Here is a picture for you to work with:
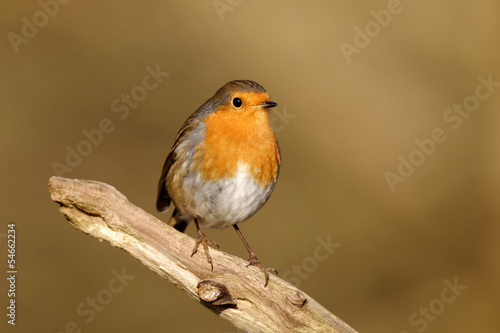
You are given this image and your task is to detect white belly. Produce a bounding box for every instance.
[180,163,276,229]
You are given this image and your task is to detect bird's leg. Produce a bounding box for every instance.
[191,219,219,271]
[233,224,277,287]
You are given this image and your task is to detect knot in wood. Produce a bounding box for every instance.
[197,280,236,306]
[287,291,308,308]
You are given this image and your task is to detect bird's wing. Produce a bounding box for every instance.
[156,117,201,212]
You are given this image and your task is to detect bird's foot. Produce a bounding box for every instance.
[191,229,219,271]
[247,253,278,287]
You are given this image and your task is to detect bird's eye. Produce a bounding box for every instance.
[232,97,242,108]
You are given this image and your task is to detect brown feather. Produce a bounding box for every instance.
[156,117,200,212]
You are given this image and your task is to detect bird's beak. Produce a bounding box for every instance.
[257,100,278,109]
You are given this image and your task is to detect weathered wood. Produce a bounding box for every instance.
[49,176,358,333]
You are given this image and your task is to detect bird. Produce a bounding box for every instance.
[156,80,281,286]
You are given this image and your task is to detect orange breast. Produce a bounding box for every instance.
[195,108,280,185]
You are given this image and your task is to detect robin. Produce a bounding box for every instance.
[156,80,281,286]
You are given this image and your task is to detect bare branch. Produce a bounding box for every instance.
[49,176,357,333]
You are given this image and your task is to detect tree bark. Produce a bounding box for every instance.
[48,176,358,333]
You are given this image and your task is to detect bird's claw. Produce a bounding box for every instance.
[191,230,219,271]
[246,254,277,287]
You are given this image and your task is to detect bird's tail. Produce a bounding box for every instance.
[168,207,189,233]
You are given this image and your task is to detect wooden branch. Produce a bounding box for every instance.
[48,176,357,333]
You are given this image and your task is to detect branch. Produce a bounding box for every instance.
[48,176,357,333]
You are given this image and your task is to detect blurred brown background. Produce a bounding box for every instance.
[1,1,499,332]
